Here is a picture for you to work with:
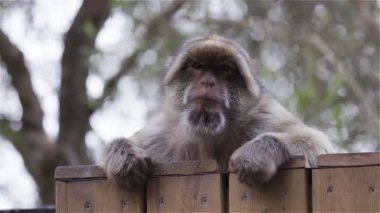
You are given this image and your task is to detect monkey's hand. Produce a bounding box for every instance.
[229,135,290,186]
[101,138,152,188]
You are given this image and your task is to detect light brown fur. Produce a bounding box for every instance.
[101,35,334,187]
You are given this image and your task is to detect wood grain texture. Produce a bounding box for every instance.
[55,153,380,212]
[60,179,144,213]
[280,156,306,169]
[150,160,219,176]
[55,165,105,180]
[317,152,380,167]
[147,174,224,212]
[312,165,380,212]
[55,160,219,180]
[55,181,67,213]
[229,169,308,212]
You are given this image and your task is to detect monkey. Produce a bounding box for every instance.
[101,35,335,187]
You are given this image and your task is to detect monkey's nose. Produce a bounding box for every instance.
[200,72,216,88]
[200,80,215,88]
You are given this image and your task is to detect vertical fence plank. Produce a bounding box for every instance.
[312,153,380,212]
[146,160,224,212]
[228,158,307,212]
[66,179,143,212]
[55,166,144,213]
[55,181,67,213]
[55,153,380,212]
[147,174,224,212]
[229,168,308,212]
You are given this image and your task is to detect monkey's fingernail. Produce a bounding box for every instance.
[228,161,234,170]
[145,158,153,167]
[238,170,247,182]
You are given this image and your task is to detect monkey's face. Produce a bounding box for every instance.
[164,35,260,135]
[179,59,244,134]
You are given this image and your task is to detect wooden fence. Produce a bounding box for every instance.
[55,153,379,212]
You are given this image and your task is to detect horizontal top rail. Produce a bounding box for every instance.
[149,160,219,176]
[317,152,380,168]
[54,160,220,180]
[54,153,380,180]
[55,165,105,180]
[55,157,305,181]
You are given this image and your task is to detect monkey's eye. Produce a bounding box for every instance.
[218,64,237,80]
[224,71,238,81]
[191,62,204,70]
[218,64,233,71]
[186,64,203,77]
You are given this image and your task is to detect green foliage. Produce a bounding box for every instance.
[83,20,97,39]
[125,0,379,152]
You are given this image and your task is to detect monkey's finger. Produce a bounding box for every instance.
[130,171,147,185]
[135,158,150,173]
[244,173,257,187]
[229,161,237,173]
[122,166,149,187]
[145,156,153,168]
[237,169,248,183]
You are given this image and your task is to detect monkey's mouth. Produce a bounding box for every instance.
[185,98,226,134]
[188,96,225,110]
[187,109,224,133]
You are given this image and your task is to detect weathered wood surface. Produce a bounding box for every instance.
[55,165,105,180]
[280,156,308,168]
[55,153,380,212]
[55,160,221,213]
[312,152,380,212]
[147,174,225,212]
[229,157,308,212]
[55,181,67,212]
[149,160,219,176]
[55,160,219,180]
[317,152,380,167]
[147,160,224,212]
[56,179,144,213]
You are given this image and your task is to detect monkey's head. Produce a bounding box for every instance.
[164,35,260,135]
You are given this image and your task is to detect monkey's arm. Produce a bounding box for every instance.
[101,115,166,187]
[101,138,152,187]
[229,98,334,185]
[229,126,333,185]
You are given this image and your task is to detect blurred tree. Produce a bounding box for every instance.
[0,0,378,205]
[1,0,112,204]
[0,0,185,205]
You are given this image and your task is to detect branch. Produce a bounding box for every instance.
[95,0,186,107]
[58,0,111,165]
[352,1,380,43]
[0,29,52,154]
[0,29,58,203]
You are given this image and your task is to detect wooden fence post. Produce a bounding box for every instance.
[55,165,144,213]
[55,153,380,212]
[312,153,380,212]
[229,157,309,212]
[146,160,226,212]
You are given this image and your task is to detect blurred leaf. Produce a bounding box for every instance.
[323,72,343,106]
[83,20,97,39]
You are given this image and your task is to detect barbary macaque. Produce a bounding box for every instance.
[102,35,334,187]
